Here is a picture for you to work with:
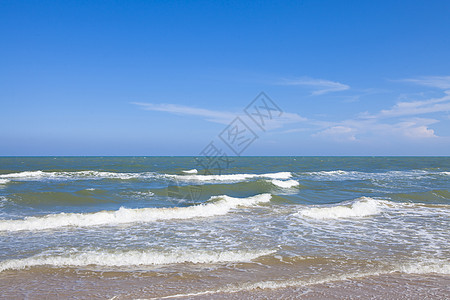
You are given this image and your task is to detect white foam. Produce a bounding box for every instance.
[170,172,292,182]
[397,259,450,274]
[270,179,299,188]
[297,197,386,219]
[132,191,155,197]
[0,171,46,179]
[0,179,9,185]
[303,169,444,181]
[0,196,7,208]
[0,170,156,181]
[310,170,349,176]
[0,248,275,272]
[0,193,272,231]
[0,170,292,183]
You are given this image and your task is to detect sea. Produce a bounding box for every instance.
[0,156,449,299]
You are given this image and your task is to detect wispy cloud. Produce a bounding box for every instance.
[266,112,307,130]
[132,102,235,124]
[377,91,450,117]
[283,75,449,142]
[313,89,448,141]
[401,76,450,89]
[281,77,350,95]
[133,102,306,128]
[315,117,438,141]
[356,90,450,119]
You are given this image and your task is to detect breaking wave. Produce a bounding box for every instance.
[170,172,292,182]
[0,170,150,181]
[270,179,299,188]
[0,193,272,231]
[0,248,275,272]
[297,197,386,219]
[0,170,292,183]
[301,170,450,181]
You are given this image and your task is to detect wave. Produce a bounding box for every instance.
[297,197,386,219]
[0,170,151,181]
[301,169,450,181]
[296,196,450,220]
[0,196,7,208]
[0,170,292,183]
[170,172,292,182]
[10,191,113,205]
[129,190,155,197]
[270,179,299,188]
[0,248,275,272]
[0,193,272,231]
[390,189,450,204]
[0,179,9,186]
[398,259,450,274]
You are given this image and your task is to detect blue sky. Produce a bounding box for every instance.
[1,0,449,155]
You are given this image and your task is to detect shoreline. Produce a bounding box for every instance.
[183,273,450,300]
[1,270,448,299]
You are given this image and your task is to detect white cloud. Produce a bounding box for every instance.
[281,128,310,134]
[315,108,441,141]
[304,75,450,142]
[315,125,357,141]
[281,77,350,95]
[315,119,438,141]
[132,102,235,124]
[133,102,306,129]
[401,76,450,89]
[264,112,307,130]
[378,91,450,118]
[397,124,436,138]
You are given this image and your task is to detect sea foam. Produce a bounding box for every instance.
[302,169,447,181]
[0,248,275,272]
[0,193,272,231]
[0,170,148,181]
[171,172,292,182]
[297,197,385,219]
[270,179,299,188]
[0,170,292,183]
[398,259,450,275]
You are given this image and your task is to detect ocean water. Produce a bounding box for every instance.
[0,156,449,298]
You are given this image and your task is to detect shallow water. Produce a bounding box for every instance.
[0,157,449,298]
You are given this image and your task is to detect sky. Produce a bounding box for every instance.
[1,0,450,156]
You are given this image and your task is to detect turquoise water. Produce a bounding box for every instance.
[0,156,449,297]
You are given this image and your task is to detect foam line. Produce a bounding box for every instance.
[297,197,386,219]
[0,249,275,272]
[0,194,272,231]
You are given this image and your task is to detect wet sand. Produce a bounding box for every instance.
[1,270,448,299]
[186,273,450,300]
